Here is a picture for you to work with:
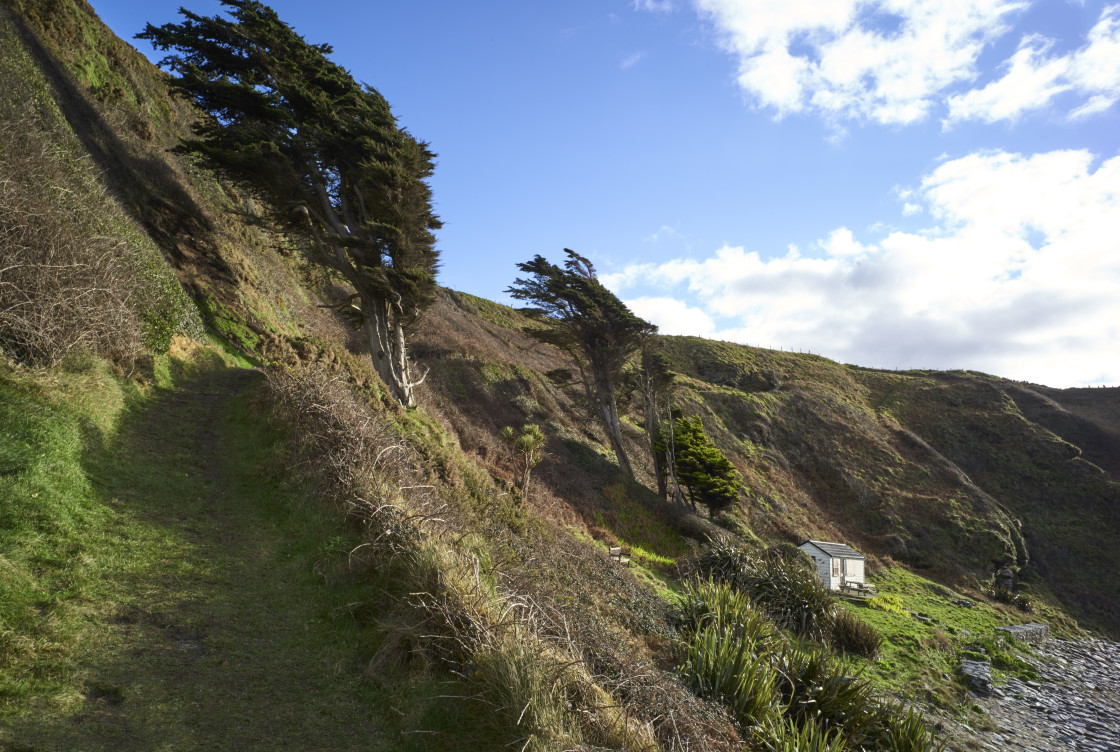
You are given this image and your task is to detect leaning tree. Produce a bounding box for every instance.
[507,249,656,478]
[139,0,440,406]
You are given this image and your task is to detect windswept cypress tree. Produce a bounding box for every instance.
[139,1,440,406]
[507,249,656,478]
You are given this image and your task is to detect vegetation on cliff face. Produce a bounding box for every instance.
[2,1,1119,749]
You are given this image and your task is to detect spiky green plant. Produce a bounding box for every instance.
[873,700,946,752]
[753,718,853,752]
[773,642,879,745]
[829,607,881,659]
[676,624,781,728]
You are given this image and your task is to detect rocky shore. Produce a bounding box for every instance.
[951,636,1120,752]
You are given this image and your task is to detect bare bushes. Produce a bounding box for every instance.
[262,364,658,750]
[0,122,145,365]
[0,23,200,366]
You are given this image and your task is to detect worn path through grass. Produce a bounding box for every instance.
[2,367,394,751]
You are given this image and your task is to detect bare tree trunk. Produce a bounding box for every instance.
[643,371,667,501]
[360,292,422,408]
[664,407,687,506]
[592,369,633,478]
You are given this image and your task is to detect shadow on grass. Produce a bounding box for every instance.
[2,369,399,751]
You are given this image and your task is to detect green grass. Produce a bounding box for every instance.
[843,567,1041,710]
[0,352,405,749]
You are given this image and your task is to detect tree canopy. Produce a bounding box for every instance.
[139,0,440,406]
[507,249,655,478]
[671,415,742,517]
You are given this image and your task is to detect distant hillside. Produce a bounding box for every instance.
[411,295,1120,636]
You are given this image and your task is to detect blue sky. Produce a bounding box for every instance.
[94,0,1119,387]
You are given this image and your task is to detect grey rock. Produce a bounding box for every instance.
[997,623,1051,643]
[962,659,994,697]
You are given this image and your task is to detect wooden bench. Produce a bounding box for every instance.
[608,546,631,566]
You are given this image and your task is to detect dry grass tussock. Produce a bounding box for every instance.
[262,363,663,750]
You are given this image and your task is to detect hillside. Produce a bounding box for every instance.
[409,294,1120,635]
[2,2,1119,750]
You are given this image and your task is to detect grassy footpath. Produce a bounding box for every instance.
[1,354,395,750]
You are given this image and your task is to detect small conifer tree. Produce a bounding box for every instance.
[672,416,742,517]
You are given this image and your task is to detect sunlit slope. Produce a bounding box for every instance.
[411,297,1119,635]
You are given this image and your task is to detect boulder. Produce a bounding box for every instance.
[961,659,993,698]
[996,623,1050,643]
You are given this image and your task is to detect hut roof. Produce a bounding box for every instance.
[802,540,865,559]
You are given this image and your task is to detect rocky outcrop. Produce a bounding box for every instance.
[950,637,1120,752]
[996,622,1050,643]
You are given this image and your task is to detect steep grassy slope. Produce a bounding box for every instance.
[0,0,355,362]
[2,1,1119,748]
[869,371,1120,634]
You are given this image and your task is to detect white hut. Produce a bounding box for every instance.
[799,540,866,591]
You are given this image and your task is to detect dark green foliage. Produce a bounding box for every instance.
[138,1,439,406]
[877,702,946,752]
[695,537,757,586]
[829,607,882,659]
[506,249,655,477]
[676,580,781,727]
[675,580,940,751]
[696,540,835,641]
[672,415,742,516]
[985,584,1033,612]
[774,642,878,742]
[677,624,781,727]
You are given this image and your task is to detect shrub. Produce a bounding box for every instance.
[753,718,852,752]
[774,642,879,743]
[872,700,946,752]
[985,584,1033,612]
[677,579,780,650]
[695,537,757,588]
[694,540,836,641]
[676,624,781,728]
[829,607,881,659]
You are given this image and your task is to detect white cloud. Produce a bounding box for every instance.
[694,0,1025,124]
[605,148,1120,386]
[946,5,1120,124]
[820,227,874,256]
[621,51,645,69]
[633,0,674,11]
[625,296,717,336]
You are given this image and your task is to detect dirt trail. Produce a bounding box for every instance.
[4,368,392,751]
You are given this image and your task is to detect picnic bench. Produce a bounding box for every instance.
[608,546,631,566]
[840,581,877,598]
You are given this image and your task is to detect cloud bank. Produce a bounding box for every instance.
[675,0,1120,124]
[605,149,1120,386]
